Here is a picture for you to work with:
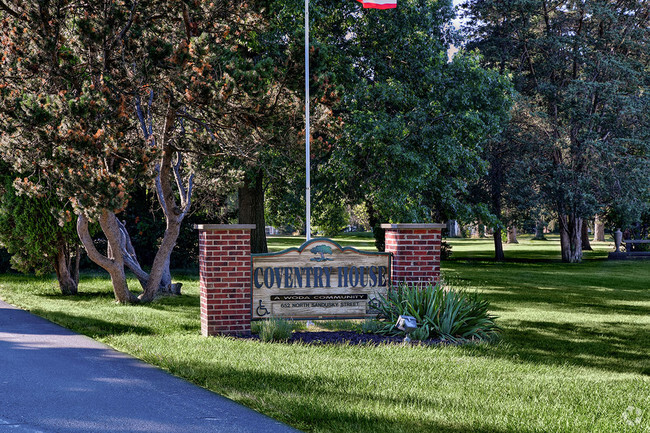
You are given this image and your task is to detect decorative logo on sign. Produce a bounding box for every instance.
[310,245,334,262]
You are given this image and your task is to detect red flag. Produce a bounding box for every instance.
[357,0,396,9]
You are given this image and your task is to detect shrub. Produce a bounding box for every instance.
[374,283,500,343]
[255,317,293,342]
[440,241,453,260]
[409,323,431,341]
[360,319,384,334]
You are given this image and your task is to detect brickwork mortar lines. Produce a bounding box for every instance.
[383,224,443,286]
[197,226,253,337]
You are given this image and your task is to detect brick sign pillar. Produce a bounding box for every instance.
[195,224,255,337]
[381,223,446,286]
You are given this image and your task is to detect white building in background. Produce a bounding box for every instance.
[265,226,280,236]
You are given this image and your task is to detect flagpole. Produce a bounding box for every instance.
[305,0,311,242]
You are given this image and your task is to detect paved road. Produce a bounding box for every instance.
[0,300,302,433]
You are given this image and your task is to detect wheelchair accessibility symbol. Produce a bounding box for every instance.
[256,300,270,317]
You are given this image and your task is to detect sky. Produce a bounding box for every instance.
[448,0,464,59]
[452,0,466,29]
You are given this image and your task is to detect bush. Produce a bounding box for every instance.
[373,283,500,343]
[360,319,384,334]
[254,317,293,342]
[440,241,452,260]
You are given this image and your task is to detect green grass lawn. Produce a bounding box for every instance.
[267,232,376,252]
[1,235,649,432]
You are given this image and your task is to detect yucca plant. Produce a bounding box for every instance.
[374,282,500,342]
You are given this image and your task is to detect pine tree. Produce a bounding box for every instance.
[463,0,650,262]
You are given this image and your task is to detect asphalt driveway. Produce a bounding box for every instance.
[0,300,302,433]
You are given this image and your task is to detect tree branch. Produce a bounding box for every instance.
[0,0,21,19]
[115,218,149,287]
[77,214,114,271]
[114,0,137,45]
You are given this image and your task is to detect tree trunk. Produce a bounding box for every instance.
[139,124,189,301]
[593,216,605,242]
[125,100,191,301]
[140,213,182,301]
[238,169,268,254]
[447,220,461,237]
[77,212,139,303]
[559,213,582,263]
[507,226,519,244]
[72,245,80,287]
[533,221,546,240]
[53,243,78,295]
[581,220,592,251]
[367,201,384,252]
[493,228,505,261]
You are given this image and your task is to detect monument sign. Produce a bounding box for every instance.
[252,238,391,319]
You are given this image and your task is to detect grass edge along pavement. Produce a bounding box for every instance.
[0,236,649,433]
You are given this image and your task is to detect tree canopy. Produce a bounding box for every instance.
[261,0,513,249]
[0,0,305,301]
[462,0,650,262]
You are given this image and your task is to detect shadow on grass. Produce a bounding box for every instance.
[38,290,117,301]
[28,308,155,337]
[170,361,535,433]
[35,288,199,309]
[148,294,199,309]
[447,255,612,265]
[444,260,650,375]
[502,320,649,375]
[481,285,650,317]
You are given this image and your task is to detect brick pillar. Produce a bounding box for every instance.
[195,224,255,337]
[381,223,446,286]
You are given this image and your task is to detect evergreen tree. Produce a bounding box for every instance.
[0,0,303,301]
[0,165,81,294]
[463,0,650,262]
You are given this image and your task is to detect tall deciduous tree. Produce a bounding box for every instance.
[463,0,650,262]
[473,96,547,261]
[300,0,513,249]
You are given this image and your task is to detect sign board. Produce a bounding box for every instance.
[252,238,391,320]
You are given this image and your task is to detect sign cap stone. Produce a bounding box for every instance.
[380,223,446,229]
[194,224,257,230]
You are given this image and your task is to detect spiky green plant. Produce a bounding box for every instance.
[374,283,500,342]
[256,317,293,342]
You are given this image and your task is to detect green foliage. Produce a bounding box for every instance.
[360,319,384,334]
[313,201,348,238]
[374,283,500,342]
[0,169,79,276]
[0,248,11,273]
[260,0,513,235]
[408,323,431,342]
[440,240,452,260]
[463,0,650,261]
[320,21,513,223]
[255,317,293,343]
